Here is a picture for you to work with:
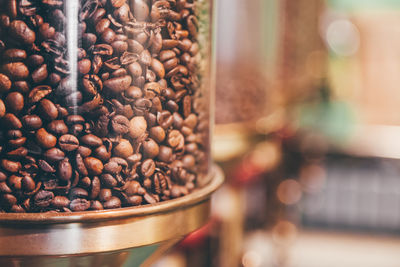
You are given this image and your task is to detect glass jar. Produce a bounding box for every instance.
[0,0,213,213]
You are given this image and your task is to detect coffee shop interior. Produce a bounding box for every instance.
[152,0,400,266]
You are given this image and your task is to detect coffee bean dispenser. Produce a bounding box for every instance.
[0,0,221,266]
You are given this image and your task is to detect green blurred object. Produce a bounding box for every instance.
[328,0,400,10]
[297,84,355,143]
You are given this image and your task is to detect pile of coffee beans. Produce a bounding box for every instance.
[0,0,208,213]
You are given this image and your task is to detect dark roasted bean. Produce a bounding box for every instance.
[99,188,112,202]
[38,99,58,121]
[90,200,103,210]
[58,158,73,181]
[44,148,65,163]
[100,173,117,188]
[70,198,90,211]
[9,20,35,44]
[22,115,42,130]
[47,120,68,135]
[84,157,104,175]
[36,128,57,149]
[81,134,103,147]
[0,74,11,93]
[22,176,35,192]
[59,134,79,151]
[34,190,54,208]
[103,196,121,209]
[5,92,24,113]
[141,159,155,177]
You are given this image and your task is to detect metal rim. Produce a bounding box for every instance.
[0,165,224,225]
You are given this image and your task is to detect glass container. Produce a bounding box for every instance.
[0,0,213,213]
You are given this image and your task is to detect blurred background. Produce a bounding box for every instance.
[152,0,400,266]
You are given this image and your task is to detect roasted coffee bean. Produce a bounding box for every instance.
[82,33,97,48]
[0,182,12,194]
[81,134,103,147]
[1,194,17,208]
[94,145,111,162]
[38,99,58,121]
[0,73,11,93]
[123,180,141,196]
[76,153,88,177]
[129,116,147,138]
[9,20,35,44]
[12,81,29,94]
[0,100,5,118]
[127,62,142,77]
[58,158,72,181]
[36,128,57,149]
[103,196,121,209]
[113,139,133,158]
[59,134,79,151]
[78,59,91,75]
[3,49,27,62]
[84,157,104,175]
[22,115,42,130]
[111,115,129,134]
[143,138,159,159]
[44,148,65,163]
[170,185,182,198]
[100,173,117,188]
[126,195,142,205]
[141,159,155,177]
[7,129,24,140]
[38,23,55,40]
[77,146,92,158]
[31,64,48,83]
[70,124,84,136]
[173,112,184,129]
[101,28,116,43]
[34,190,54,208]
[66,115,85,125]
[22,176,35,192]
[70,198,90,211]
[8,175,22,190]
[0,172,7,183]
[80,176,92,189]
[2,62,29,80]
[70,188,89,199]
[90,176,101,199]
[167,130,185,149]
[47,120,68,135]
[143,192,157,204]
[2,113,22,129]
[39,160,56,173]
[104,75,132,94]
[104,161,122,174]
[158,145,173,163]
[51,196,70,209]
[99,188,112,202]
[27,54,44,68]
[5,92,24,113]
[90,200,103,210]
[112,40,128,54]
[149,126,165,143]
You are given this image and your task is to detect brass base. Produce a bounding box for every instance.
[0,166,224,267]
